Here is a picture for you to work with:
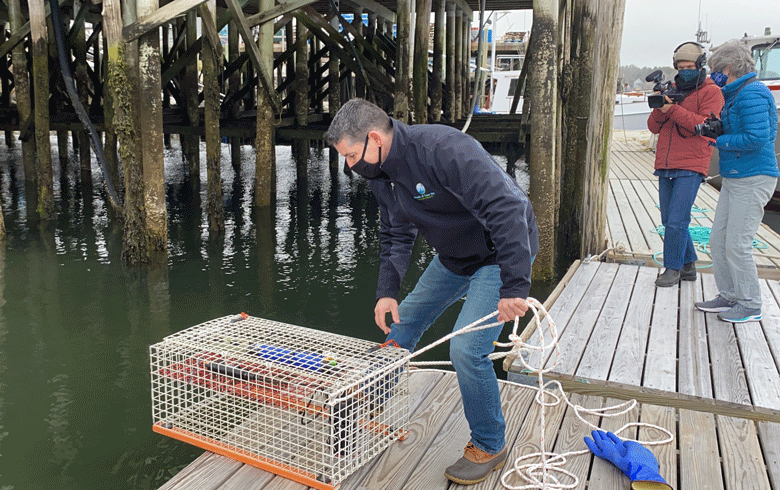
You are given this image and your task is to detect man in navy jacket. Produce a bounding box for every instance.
[324,99,538,485]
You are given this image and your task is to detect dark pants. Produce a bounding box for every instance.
[657,173,702,270]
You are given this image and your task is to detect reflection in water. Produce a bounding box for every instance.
[0,135,541,489]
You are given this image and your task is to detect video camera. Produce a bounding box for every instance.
[646,70,687,108]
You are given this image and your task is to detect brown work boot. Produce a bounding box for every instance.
[444,442,507,485]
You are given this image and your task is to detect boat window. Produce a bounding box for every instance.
[753,42,780,80]
[508,78,519,97]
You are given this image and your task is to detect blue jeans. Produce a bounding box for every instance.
[657,173,703,270]
[386,255,505,454]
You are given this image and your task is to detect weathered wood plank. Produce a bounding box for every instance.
[609,266,657,385]
[586,398,637,489]
[158,452,243,489]
[606,183,630,252]
[576,265,638,379]
[703,274,752,406]
[758,421,780,489]
[123,0,208,42]
[246,0,318,27]
[716,414,771,490]
[678,409,724,490]
[643,283,678,392]
[638,404,676,486]
[611,175,651,254]
[677,278,713,398]
[523,260,600,369]
[218,464,275,489]
[542,262,619,372]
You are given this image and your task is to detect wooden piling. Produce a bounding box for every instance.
[559,0,626,260]
[445,2,455,121]
[526,0,559,282]
[453,9,462,119]
[294,18,310,164]
[29,0,54,219]
[461,14,469,117]
[74,0,92,184]
[104,0,148,263]
[352,7,365,98]
[9,0,35,184]
[0,24,12,147]
[394,0,410,122]
[328,13,340,174]
[228,19,241,169]
[138,0,168,248]
[254,0,276,208]
[430,0,445,122]
[183,10,200,184]
[412,0,432,123]
[201,0,225,232]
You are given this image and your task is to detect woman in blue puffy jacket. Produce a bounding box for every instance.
[695,40,779,323]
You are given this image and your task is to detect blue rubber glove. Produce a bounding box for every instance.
[584,430,670,486]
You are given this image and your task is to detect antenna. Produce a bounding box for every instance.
[695,0,710,44]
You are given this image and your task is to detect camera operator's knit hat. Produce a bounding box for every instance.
[673,42,705,69]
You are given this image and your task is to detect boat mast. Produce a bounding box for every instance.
[695,0,710,44]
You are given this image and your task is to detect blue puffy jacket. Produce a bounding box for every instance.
[715,72,779,178]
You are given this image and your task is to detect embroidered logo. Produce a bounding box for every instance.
[413,182,436,200]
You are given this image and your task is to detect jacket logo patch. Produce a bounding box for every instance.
[414,183,436,200]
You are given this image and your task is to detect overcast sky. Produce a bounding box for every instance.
[482,1,779,69]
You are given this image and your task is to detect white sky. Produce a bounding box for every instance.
[478,0,779,68]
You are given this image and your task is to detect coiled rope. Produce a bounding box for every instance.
[393,298,673,489]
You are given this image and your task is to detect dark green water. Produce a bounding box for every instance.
[0,138,549,489]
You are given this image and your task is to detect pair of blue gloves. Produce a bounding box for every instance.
[584,430,672,489]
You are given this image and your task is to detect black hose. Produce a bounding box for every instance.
[49,0,123,214]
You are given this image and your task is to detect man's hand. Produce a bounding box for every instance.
[658,95,674,114]
[375,297,399,334]
[497,297,529,323]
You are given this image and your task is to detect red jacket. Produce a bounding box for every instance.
[647,78,725,175]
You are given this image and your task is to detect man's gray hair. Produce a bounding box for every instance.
[708,40,756,78]
[323,99,393,146]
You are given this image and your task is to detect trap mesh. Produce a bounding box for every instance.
[150,314,410,489]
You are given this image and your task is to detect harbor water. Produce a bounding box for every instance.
[0,137,548,489]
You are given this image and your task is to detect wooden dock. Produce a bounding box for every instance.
[607,130,780,277]
[156,131,780,489]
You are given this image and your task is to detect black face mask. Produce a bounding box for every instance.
[350,134,384,179]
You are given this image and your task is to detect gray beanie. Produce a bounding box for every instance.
[673,42,705,69]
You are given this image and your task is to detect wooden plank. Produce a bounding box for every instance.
[522,260,600,369]
[576,265,638,380]
[611,176,651,254]
[703,274,752,406]
[716,414,771,490]
[677,278,713,398]
[542,263,620,373]
[643,281,678,392]
[733,295,780,411]
[493,385,571,489]
[158,452,243,490]
[638,404,676,486]
[549,393,604,489]
[246,0,318,28]
[218,464,275,489]
[620,179,663,255]
[763,280,780,374]
[0,20,30,59]
[340,0,397,24]
[758,421,780,489]
[678,409,724,490]
[606,182,630,252]
[346,375,462,490]
[123,0,208,42]
[586,398,637,489]
[609,266,658,385]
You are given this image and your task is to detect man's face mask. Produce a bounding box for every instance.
[710,71,728,87]
[350,134,384,179]
[677,68,701,83]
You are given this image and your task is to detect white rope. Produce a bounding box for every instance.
[398,298,673,490]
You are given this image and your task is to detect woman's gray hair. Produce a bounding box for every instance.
[323,99,393,146]
[708,40,756,78]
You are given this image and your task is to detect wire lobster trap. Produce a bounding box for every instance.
[150,314,410,490]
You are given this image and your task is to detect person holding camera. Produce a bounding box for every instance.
[694,41,779,323]
[647,42,725,287]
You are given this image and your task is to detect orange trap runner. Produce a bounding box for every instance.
[150,314,410,490]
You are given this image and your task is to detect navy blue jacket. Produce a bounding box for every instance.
[368,119,539,301]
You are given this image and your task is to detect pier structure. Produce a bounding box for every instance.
[0,0,626,281]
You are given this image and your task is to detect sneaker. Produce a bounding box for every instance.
[695,295,737,313]
[655,269,680,287]
[680,262,697,281]
[717,304,762,323]
[444,442,507,485]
